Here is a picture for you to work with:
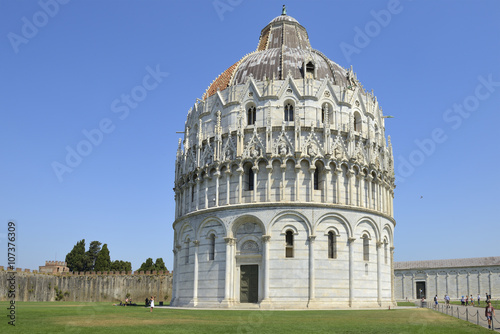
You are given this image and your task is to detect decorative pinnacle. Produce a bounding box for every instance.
[282,5,286,15]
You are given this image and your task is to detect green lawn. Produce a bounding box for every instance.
[0,301,491,333]
[449,299,500,309]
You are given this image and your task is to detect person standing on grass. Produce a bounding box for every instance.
[478,294,481,306]
[466,295,469,306]
[434,295,438,308]
[470,295,474,306]
[485,301,495,329]
[150,296,154,312]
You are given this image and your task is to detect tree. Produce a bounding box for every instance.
[94,244,111,272]
[154,258,167,271]
[85,241,102,271]
[65,239,86,272]
[138,258,155,272]
[137,258,168,272]
[110,260,132,272]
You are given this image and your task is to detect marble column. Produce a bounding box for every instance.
[252,166,259,203]
[324,167,331,203]
[467,272,470,296]
[309,167,315,202]
[358,174,364,208]
[334,169,340,204]
[175,245,181,304]
[171,247,178,305]
[266,163,272,202]
[214,170,221,207]
[348,237,356,307]
[262,235,271,302]
[402,274,406,300]
[192,240,200,305]
[237,166,244,204]
[366,175,373,209]
[376,241,382,305]
[347,170,353,206]
[225,167,232,205]
[435,272,439,297]
[308,235,316,303]
[295,164,301,202]
[412,273,415,299]
[489,272,492,297]
[188,182,194,213]
[390,246,395,303]
[204,176,209,209]
[223,237,234,304]
[280,164,286,201]
[195,177,201,211]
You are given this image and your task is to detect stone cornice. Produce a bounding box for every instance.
[172,201,395,229]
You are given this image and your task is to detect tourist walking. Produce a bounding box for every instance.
[485,301,495,329]
[478,294,481,306]
[150,296,154,312]
[445,295,450,308]
[434,295,438,309]
[470,295,474,306]
[466,295,469,306]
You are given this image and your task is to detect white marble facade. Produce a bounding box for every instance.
[171,11,396,309]
[394,257,500,301]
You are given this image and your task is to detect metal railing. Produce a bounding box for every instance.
[424,301,498,331]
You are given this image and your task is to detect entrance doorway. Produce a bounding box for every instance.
[240,265,258,303]
[416,281,426,299]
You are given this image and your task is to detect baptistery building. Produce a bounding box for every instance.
[171,9,396,308]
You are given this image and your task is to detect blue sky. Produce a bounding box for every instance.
[1,0,499,272]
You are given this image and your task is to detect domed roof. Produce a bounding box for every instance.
[203,10,349,99]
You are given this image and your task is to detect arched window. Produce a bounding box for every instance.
[185,239,190,264]
[285,230,294,258]
[209,234,215,261]
[354,112,361,132]
[306,61,315,79]
[247,106,256,126]
[248,167,254,191]
[362,235,369,261]
[322,103,330,124]
[314,167,319,190]
[284,103,294,122]
[384,240,388,264]
[328,231,337,259]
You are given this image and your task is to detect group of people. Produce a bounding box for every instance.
[436,293,495,329]
[145,296,155,312]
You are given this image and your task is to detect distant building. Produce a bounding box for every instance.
[171,8,396,309]
[39,261,70,274]
[394,257,500,300]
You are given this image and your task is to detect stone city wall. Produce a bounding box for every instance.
[0,266,172,303]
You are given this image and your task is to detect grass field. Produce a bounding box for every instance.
[449,299,500,309]
[0,301,492,333]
